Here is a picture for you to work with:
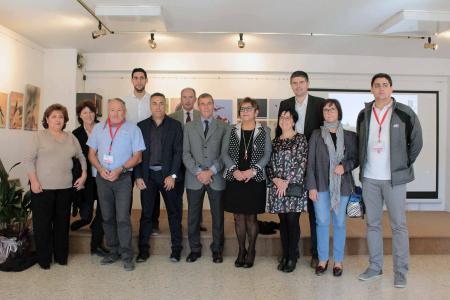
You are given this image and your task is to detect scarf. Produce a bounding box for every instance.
[321,121,345,213]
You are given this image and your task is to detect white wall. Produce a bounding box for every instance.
[82,52,450,211]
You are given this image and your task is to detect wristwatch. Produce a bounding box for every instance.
[171,174,177,179]
[121,166,128,173]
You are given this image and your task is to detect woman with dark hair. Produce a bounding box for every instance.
[71,100,109,256]
[24,103,87,269]
[307,99,358,277]
[266,108,308,272]
[223,97,272,268]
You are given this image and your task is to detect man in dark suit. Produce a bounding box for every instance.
[135,92,184,263]
[183,93,229,264]
[277,70,325,268]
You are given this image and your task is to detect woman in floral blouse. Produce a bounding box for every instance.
[266,108,308,273]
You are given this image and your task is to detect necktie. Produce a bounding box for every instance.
[204,120,209,138]
[186,111,191,123]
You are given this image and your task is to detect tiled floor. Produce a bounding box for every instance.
[2,254,450,300]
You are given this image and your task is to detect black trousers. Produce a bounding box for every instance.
[138,170,183,252]
[31,188,72,267]
[278,212,301,260]
[307,197,318,257]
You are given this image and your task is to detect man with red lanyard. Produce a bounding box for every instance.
[356,73,422,288]
[88,98,145,271]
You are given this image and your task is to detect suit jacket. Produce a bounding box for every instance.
[182,118,230,191]
[169,109,201,128]
[277,94,325,141]
[135,116,183,182]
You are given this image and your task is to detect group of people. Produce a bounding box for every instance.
[24,68,422,288]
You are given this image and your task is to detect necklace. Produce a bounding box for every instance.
[242,128,255,161]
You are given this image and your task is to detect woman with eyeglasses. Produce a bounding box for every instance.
[223,97,272,268]
[306,99,358,277]
[266,108,308,273]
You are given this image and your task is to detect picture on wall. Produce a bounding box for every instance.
[237,98,267,119]
[0,92,7,128]
[9,91,23,129]
[213,99,233,124]
[76,93,103,117]
[23,84,40,131]
[268,99,284,119]
[169,98,181,113]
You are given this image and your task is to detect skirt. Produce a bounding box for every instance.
[223,179,267,214]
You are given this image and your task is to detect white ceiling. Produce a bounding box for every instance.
[0,0,450,58]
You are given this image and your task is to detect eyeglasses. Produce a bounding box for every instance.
[239,106,255,112]
[323,107,337,113]
[373,83,390,89]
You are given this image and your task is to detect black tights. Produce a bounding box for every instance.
[234,214,258,256]
[278,212,301,260]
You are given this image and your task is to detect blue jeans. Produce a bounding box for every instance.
[313,192,349,263]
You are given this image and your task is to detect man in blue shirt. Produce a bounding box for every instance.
[88,98,145,271]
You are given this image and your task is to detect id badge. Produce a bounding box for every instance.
[103,154,114,164]
[372,140,385,154]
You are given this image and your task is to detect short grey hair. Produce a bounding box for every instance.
[108,98,126,109]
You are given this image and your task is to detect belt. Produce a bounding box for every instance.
[149,165,162,171]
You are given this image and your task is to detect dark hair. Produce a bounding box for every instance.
[181,87,196,97]
[198,93,214,103]
[371,73,392,87]
[275,108,299,138]
[76,100,98,125]
[290,70,309,83]
[238,97,259,112]
[151,92,166,100]
[42,103,69,130]
[322,98,343,121]
[131,68,147,79]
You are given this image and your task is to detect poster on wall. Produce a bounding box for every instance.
[76,93,103,117]
[23,84,40,131]
[213,99,233,124]
[237,98,267,119]
[0,92,7,128]
[9,91,23,129]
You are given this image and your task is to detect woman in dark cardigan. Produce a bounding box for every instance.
[307,99,359,277]
[71,100,108,256]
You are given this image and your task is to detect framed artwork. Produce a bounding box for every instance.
[268,99,284,120]
[213,99,233,124]
[76,93,103,117]
[169,98,181,113]
[9,92,23,129]
[0,92,7,128]
[237,98,268,119]
[23,84,40,131]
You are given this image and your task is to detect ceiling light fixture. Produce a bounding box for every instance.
[92,22,107,39]
[424,36,438,50]
[148,33,157,49]
[238,33,245,48]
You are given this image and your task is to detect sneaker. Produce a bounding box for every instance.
[394,272,407,288]
[124,260,135,271]
[151,228,161,236]
[358,268,383,281]
[100,254,120,265]
[170,250,181,262]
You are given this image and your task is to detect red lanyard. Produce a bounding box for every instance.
[372,106,391,142]
[107,118,124,154]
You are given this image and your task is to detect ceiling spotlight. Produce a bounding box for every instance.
[238,33,245,49]
[148,33,157,49]
[92,22,107,39]
[424,37,438,50]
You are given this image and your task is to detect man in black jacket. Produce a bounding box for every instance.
[277,71,325,268]
[135,93,184,263]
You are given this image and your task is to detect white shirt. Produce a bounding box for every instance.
[364,102,393,180]
[123,92,151,124]
[294,94,309,134]
[183,108,195,124]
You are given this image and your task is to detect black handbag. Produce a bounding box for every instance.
[285,183,304,198]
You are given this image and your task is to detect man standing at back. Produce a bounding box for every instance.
[357,73,422,288]
[183,93,229,264]
[277,70,325,268]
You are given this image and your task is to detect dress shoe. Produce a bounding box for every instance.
[136,252,149,263]
[100,254,120,265]
[333,264,343,277]
[315,261,329,276]
[91,246,110,257]
[186,252,201,262]
[277,257,288,271]
[200,224,207,232]
[282,259,297,273]
[123,260,135,271]
[39,263,50,270]
[170,250,181,262]
[212,251,223,263]
[235,249,247,268]
[70,219,90,231]
[310,256,319,269]
[243,250,255,268]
